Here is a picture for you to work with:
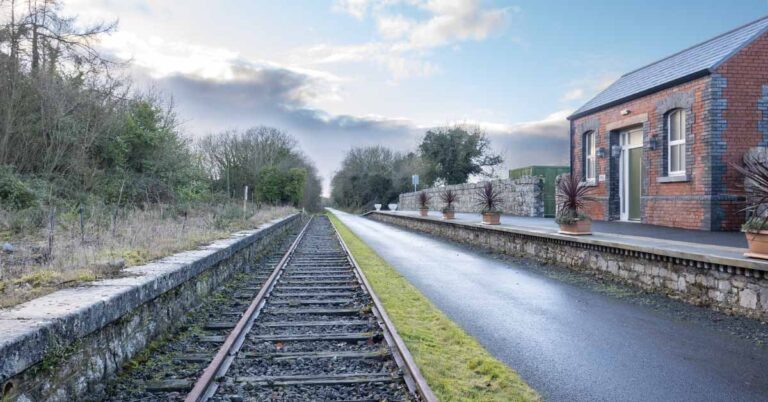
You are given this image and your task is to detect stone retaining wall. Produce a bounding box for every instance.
[0,213,302,402]
[367,212,768,321]
[398,177,544,217]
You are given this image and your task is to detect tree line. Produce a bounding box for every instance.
[331,125,502,211]
[0,0,321,227]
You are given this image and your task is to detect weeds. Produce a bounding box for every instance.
[0,203,295,308]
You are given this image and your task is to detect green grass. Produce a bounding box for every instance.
[327,212,540,402]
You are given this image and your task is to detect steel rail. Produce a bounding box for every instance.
[185,216,313,402]
[329,216,438,402]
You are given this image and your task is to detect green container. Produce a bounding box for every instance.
[509,165,570,218]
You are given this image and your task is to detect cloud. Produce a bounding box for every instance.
[333,0,373,19]
[561,72,621,104]
[145,61,569,194]
[377,15,416,40]
[405,0,510,49]
[301,42,440,79]
[560,88,585,102]
[141,64,419,195]
[484,110,571,171]
[320,0,512,79]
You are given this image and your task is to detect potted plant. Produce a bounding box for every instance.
[440,189,459,219]
[418,192,430,216]
[732,154,768,259]
[555,174,593,235]
[475,182,503,225]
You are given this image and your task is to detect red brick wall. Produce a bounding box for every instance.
[571,77,711,229]
[716,33,768,228]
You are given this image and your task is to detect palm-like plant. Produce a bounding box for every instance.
[555,174,593,224]
[418,191,430,209]
[732,154,768,232]
[440,189,458,212]
[475,182,503,213]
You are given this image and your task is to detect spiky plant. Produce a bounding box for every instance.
[555,174,593,225]
[439,189,458,212]
[475,182,503,213]
[418,191,430,209]
[732,154,768,232]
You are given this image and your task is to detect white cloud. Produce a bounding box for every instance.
[405,0,510,49]
[438,109,573,139]
[561,72,621,104]
[333,0,373,19]
[97,32,345,105]
[560,88,585,102]
[322,0,512,80]
[301,42,439,79]
[377,15,416,39]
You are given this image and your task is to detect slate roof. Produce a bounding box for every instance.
[570,15,768,119]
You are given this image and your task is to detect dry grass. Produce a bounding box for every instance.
[0,203,296,308]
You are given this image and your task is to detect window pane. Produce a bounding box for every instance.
[670,110,686,142]
[670,144,680,172]
[670,112,680,141]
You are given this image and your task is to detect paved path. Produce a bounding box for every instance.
[393,210,746,248]
[331,209,768,402]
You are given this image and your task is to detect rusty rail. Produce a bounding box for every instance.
[329,216,438,402]
[184,217,313,402]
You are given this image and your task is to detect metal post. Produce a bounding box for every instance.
[79,204,84,243]
[243,185,248,218]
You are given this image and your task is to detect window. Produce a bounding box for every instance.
[668,109,686,175]
[584,131,596,182]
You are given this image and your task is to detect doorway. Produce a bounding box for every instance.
[620,128,643,221]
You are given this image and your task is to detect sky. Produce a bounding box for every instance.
[64,0,768,195]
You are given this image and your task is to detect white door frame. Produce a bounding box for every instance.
[619,128,643,221]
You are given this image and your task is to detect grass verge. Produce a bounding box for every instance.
[327,212,540,402]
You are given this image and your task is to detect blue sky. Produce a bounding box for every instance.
[66,0,768,194]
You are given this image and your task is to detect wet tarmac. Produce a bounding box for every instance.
[330,209,768,402]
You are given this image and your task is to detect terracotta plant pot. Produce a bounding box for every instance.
[419,208,429,217]
[482,212,500,225]
[442,210,455,220]
[558,219,592,235]
[744,230,768,259]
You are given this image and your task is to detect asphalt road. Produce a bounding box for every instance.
[330,209,768,402]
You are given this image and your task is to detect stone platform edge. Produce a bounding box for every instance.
[367,211,768,273]
[0,212,301,386]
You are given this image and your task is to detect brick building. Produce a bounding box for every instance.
[568,16,768,231]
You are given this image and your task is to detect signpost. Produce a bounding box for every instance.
[411,175,419,192]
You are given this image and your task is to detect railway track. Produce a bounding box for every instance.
[182,215,435,401]
[103,227,303,401]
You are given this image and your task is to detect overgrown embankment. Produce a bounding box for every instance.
[0,204,295,307]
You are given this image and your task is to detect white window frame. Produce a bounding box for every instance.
[667,109,686,176]
[584,131,596,183]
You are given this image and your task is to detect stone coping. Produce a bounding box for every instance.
[368,211,768,273]
[0,213,300,384]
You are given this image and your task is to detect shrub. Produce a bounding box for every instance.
[0,167,37,210]
[555,174,593,225]
[732,154,768,232]
[9,205,46,234]
[439,189,458,212]
[474,182,503,213]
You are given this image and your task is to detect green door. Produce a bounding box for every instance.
[628,147,642,220]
